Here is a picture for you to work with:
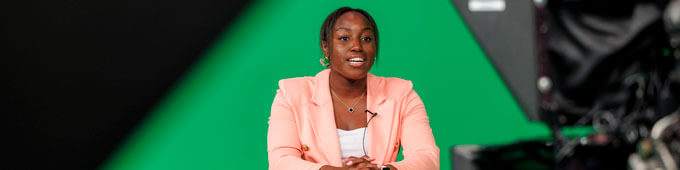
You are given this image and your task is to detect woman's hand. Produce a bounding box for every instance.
[319,156,379,170]
[343,156,378,170]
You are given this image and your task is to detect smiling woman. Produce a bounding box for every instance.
[267,7,440,170]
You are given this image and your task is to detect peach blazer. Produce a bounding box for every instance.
[267,69,439,170]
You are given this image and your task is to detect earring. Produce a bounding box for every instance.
[320,57,329,66]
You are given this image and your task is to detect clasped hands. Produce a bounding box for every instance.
[320,155,379,170]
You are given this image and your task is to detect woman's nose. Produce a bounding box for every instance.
[350,39,362,52]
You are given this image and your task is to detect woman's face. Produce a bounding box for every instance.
[323,11,376,80]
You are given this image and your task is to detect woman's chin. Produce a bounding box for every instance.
[332,68,368,80]
[342,70,368,80]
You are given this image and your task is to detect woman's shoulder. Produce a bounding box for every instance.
[277,69,329,91]
[371,74,414,98]
[277,76,316,93]
[275,76,319,105]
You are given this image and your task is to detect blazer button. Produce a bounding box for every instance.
[302,144,309,151]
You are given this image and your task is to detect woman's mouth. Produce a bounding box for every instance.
[346,57,365,67]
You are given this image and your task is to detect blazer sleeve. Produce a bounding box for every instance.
[267,85,324,170]
[389,89,440,170]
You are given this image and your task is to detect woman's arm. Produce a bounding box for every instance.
[267,88,324,170]
[388,90,440,170]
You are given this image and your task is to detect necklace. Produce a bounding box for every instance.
[330,89,365,113]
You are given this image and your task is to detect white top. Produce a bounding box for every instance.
[337,127,369,161]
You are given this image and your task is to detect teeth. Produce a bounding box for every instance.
[349,58,364,62]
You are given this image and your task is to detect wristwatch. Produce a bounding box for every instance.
[381,165,390,170]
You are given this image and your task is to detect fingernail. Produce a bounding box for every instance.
[347,161,353,165]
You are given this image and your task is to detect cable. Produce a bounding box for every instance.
[363,110,377,156]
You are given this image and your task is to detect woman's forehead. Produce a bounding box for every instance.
[334,12,371,31]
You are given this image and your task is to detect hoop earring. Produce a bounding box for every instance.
[320,57,329,66]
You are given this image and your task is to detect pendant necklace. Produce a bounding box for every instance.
[330,90,365,113]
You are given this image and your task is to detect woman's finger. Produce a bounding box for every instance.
[354,162,378,170]
[343,156,356,165]
[360,155,375,162]
[344,156,367,166]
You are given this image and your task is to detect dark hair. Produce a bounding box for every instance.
[320,7,379,66]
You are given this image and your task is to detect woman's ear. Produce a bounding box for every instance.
[321,41,329,58]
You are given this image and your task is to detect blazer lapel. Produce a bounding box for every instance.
[309,69,343,166]
[366,73,395,164]
[308,70,395,165]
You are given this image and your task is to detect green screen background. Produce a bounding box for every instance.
[104,0,554,169]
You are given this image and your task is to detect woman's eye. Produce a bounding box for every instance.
[339,36,348,41]
[362,37,372,41]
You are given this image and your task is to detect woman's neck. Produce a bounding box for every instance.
[329,70,367,98]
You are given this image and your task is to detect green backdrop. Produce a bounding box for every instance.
[103,0,554,169]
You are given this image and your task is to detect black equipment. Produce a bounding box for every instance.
[450,0,680,169]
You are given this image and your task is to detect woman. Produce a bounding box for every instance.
[267,7,439,170]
